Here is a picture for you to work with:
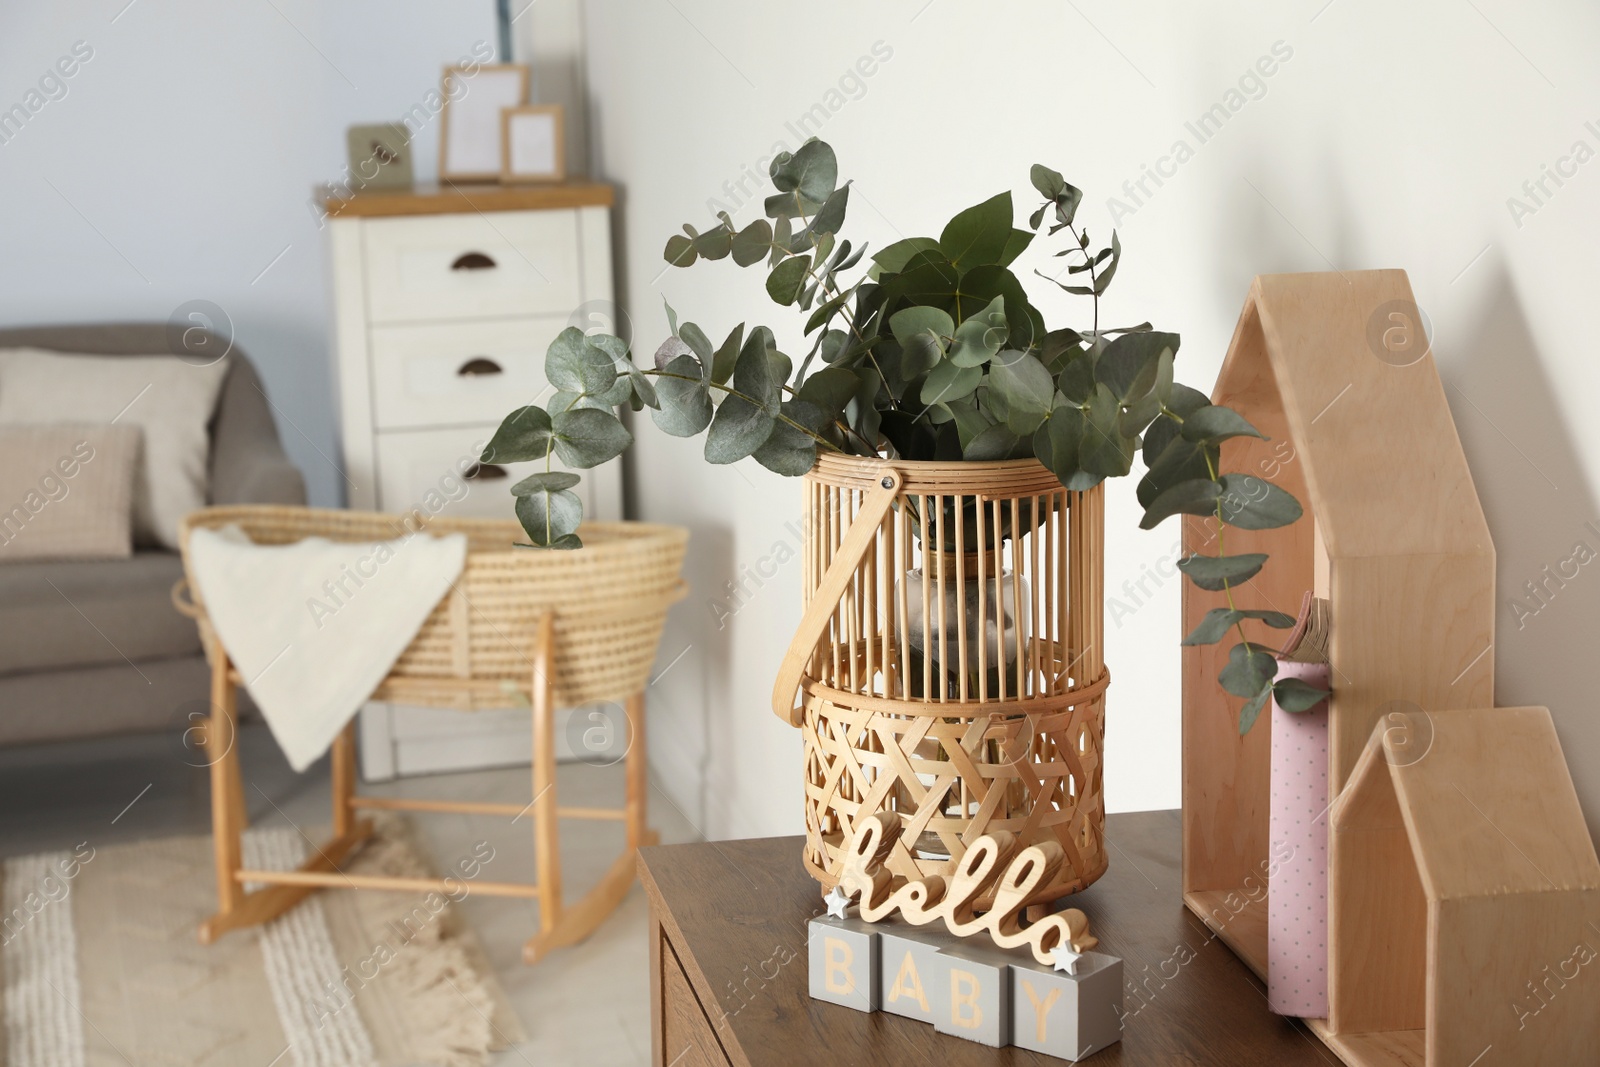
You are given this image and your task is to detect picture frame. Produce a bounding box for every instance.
[500,104,566,184]
[438,63,529,182]
[345,123,413,191]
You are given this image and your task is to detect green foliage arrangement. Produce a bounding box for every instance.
[482,139,1326,733]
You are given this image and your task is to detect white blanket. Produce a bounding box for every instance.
[187,524,467,772]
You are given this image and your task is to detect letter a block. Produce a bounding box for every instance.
[1009,951,1123,1061]
[807,914,879,1011]
[877,924,956,1024]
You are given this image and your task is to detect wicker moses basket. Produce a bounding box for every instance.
[772,455,1108,908]
[175,505,687,961]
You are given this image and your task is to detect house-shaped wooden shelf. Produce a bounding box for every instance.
[1182,269,1503,1063]
[1331,706,1600,1066]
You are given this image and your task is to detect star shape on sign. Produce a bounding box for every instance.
[823,886,851,919]
[1051,944,1083,975]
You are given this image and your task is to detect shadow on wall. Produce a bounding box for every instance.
[1447,267,1600,848]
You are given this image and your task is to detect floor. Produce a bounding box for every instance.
[0,722,703,1067]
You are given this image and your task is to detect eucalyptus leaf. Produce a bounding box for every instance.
[663,234,696,267]
[704,395,776,464]
[515,484,583,548]
[1181,405,1266,444]
[650,353,713,437]
[1219,642,1279,698]
[938,191,1014,268]
[1217,474,1305,530]
[1238,686,1273,736]
[711,323,744,386]
[1030,163,1066,200]
[1096,331,1179,401]
[734,326,782,412]
[809,184,850,235]
[947,295,1008,367]
[1140,477,1224,529]
[678,321,714,363]
[988,350,1055,435]
[551,408,632,469]
[752,399,822,475]
[481,405,554,464]
[1175,552,1268,591]
[766,256,810,305]
[920,359,982,406]
[546,327,618,395]
[964,423,1025,460]
[692,226,732,261]
[1273,677,1331,713]
[890,305,953,375]
[769,139,837,202]
[869,236,941,279]
[510,470,580,495]
[731,220,773,267]
[795,365,858,416]
[1183,607,1295,646]
[1080,384,1134,476]
[1092,231,1121,295]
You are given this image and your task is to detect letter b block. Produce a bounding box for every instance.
[807,915,879,1011]
[934,940,1013,1048]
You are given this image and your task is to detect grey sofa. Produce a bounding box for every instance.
[0,324,306,746]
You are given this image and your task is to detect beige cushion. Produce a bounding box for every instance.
[0,424,141,562]
[0,348,231,548]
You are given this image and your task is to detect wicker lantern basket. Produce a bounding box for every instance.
[772,454,1108,907]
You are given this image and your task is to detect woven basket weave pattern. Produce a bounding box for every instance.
[178,506,688,709]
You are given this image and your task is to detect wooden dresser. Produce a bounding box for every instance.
[638,811,1342,1065]
[323,183,624,779]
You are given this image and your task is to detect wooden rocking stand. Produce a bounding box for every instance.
[176,507,687,963]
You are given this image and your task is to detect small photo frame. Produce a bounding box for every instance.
[438,63,529,182]
[500,105,566,184]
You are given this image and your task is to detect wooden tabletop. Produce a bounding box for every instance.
[638,810,1340,1065]
[320,181,614,218]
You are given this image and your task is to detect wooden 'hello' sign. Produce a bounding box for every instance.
[836,812,1098,966]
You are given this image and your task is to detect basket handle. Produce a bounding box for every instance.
[771,464,903,727]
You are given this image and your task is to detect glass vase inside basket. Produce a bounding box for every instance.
[901,565,1032,700]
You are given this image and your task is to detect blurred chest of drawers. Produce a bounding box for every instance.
[324,183,624,778]
[325,182,624,524]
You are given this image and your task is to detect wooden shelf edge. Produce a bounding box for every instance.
[1306,1019,1427,1067]
[1184,892,1426,1067]
[1183,888,1268,979]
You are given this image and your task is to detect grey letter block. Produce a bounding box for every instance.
[934,938,1015,1047]
[807,915,880,1011]
[1009,950,1124,1061]
[878,924,960,1024]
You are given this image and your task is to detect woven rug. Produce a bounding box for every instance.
[0,814,525,1067]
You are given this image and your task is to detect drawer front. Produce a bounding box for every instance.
[661,940,732,1067]
[374,423,593,522]
[362,210,582,324]
[370,318,560,430]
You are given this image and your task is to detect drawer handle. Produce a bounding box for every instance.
[464,463,508,481]
[450,251,497,271]
[457,357,503,377]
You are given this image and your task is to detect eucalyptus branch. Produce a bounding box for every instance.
[647,368,844,452]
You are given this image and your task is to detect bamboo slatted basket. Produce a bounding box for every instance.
[772,454,1108,907]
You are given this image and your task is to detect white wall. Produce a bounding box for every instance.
[585,0,1600,841]
[0,0,498,508]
